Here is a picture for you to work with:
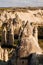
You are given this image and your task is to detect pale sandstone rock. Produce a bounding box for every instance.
[4,49,8,62]
[18,22,42,58]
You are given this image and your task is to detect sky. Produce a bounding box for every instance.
[0,0,43,7]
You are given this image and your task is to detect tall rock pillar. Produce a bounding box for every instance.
[4,49,8,62]
[34,25,38,43]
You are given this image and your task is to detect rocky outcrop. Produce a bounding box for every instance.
[18,22,42,58]
[0,8,43,63]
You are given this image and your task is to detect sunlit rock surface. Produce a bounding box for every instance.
[0,8,43,62]
[18,22,42,58]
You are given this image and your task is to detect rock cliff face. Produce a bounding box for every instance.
[0,8,43,62]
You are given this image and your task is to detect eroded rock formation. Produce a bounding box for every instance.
[18,22,42,58]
